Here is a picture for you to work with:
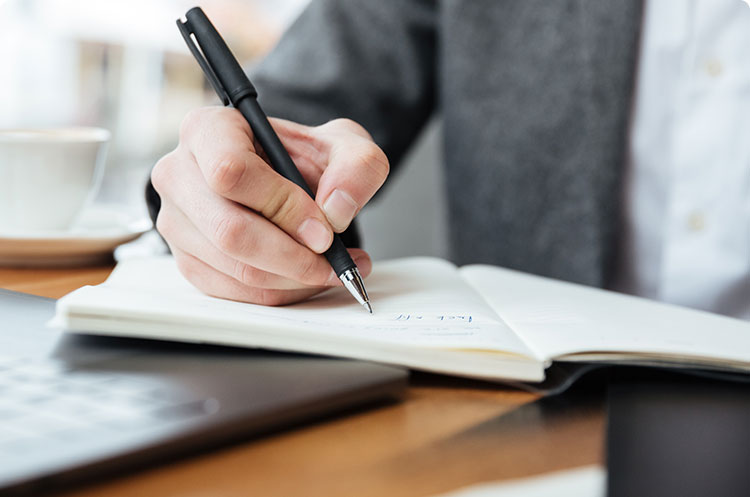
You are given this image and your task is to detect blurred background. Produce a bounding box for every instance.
[0,0,447,260]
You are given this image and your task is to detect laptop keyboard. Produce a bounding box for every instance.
[0,357,219,455]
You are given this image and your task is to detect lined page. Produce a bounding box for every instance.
[461,264,750,366]
[58,257,535,356]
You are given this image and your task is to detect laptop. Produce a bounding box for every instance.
[0,288,407,495]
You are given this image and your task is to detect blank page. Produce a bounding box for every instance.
[461,264,750,367]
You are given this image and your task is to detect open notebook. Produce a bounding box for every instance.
[55,257,750,383]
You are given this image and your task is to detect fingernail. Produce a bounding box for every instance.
[323,189,358,232]
[298,218,332,253]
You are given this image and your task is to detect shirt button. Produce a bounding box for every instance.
[688,212,706,232]
[705,59,723,77]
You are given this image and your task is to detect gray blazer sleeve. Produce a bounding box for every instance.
[252,0,438,169]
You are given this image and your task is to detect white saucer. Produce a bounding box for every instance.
[0,205,152,267]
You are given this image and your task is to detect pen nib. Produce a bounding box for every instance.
[339,268,372,313]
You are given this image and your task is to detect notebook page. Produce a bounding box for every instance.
[58,257,535,356]
[460,264,750,365]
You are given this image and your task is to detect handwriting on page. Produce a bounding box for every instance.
[395,314,473,323]
[294,312,492,343]
[93,256,537,354]
[289,313,482,333]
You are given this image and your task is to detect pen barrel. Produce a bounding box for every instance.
[324,237,356,274]
[236,98,356,275]
[185,7,257,103]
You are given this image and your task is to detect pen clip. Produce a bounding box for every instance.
[176,17,230,106]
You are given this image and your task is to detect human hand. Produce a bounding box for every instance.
[151,106,389,305]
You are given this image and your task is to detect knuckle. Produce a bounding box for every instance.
[329,117,356,129]
[326,118,370,138]
[206,154,246,195]
[234,260,254,286]
[211,213,246,254]
[234,260,267,288]
[262,188,304,227]
[256,288,287,307]
[290,255,320,284]
[358,143,390,184]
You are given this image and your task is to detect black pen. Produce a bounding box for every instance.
[177,7,371,313]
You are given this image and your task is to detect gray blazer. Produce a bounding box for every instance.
[253,0,645,287]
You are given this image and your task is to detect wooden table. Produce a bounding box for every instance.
[0,266,605,497]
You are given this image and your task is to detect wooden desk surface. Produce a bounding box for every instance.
[0,266,604,497]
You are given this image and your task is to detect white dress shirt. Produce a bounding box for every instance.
[614,0,750,318]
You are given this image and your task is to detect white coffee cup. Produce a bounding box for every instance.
[0,127,110,234]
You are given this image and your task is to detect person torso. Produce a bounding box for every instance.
[438,0,642,288]
[439,0,750,318]
[615,0,750,317]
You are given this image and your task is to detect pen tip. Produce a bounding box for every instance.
[365,302,373,314]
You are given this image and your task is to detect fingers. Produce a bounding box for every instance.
[179,107,334,254]
[171,246,372,306]
[238,116,390,234]
[158,203,324,291]
[153,107,381,307]
[312,119,390,232]
[180,109,389,239]
[173,249,325,306]
[152,147,335,287]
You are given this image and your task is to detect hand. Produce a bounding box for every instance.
[151,107,389,305]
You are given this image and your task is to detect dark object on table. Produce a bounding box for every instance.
[607,376,750,497]
[0,289,406,496]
